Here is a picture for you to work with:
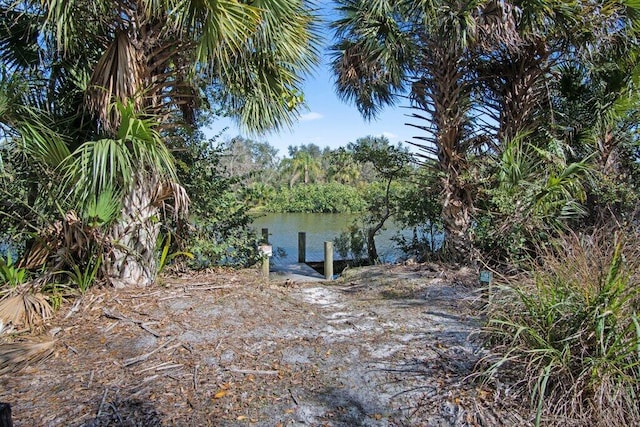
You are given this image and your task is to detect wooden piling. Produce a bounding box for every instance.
[261,228,269,244]
[324,241,334,280]
[259,244,272,283]
[261,256,269,281]
[298,232,306,263]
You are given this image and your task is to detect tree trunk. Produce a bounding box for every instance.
[441,176,474,264]
[366,227,379,264]
[105,173,161,288]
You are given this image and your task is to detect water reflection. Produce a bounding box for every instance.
[250,213,410,265]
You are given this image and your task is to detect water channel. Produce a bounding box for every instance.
[250,212,412,265]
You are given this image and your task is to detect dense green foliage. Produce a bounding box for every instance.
[327,2,640,424]
[171,132,260,268]
[221,135,441,263]
[267,182,366,213]
[1,3,639,422]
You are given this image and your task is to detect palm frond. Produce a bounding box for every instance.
[172,0,260,67]
[42,0,81,52]
[61,101,179,211]
[85,31,144,132]
[83,187,123,227]
[0,6,43,69]
[0,289,53,330]
[330,0,411,119]
[63,138,133,203]
[215,0,322,132]
[152,181,189,219]
[0,339,55,375]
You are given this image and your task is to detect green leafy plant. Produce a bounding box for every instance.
[157,232,194,275]
[41,282,74,311]
[0,253,29,287]
[172,135,262,269]
[82,188,122,227]
[61,255,102,293]
[483,229,640,426]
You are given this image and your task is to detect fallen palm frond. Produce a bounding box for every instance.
[0,285,53,331]
[0,339,55,375]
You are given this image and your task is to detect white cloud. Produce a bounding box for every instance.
[299,112,324,122]
[381,131,398,139]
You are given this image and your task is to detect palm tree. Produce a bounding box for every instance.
[282,149,322,187]
[331,0,490,262]
[2,0,321,287]
[327,148,360,185]
[330,0,640,263]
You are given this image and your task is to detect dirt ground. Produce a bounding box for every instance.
[0,263,531,426]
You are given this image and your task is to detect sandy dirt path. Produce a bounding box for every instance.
[0,264,530,426]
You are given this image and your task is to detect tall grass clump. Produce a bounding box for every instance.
[483,228,640,426]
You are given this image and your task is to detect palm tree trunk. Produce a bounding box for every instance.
[441,175,473,264]
[430,43,475,264]
[105,173,160,288]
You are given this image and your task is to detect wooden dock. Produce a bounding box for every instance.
[270,262,326,282]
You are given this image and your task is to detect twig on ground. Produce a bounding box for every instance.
[156,363,183,371]
[180,282,227,288]
[102,308,132,322]
[288,388,299,405]
[158,294,191,301]
[137,362,183,374]
[139,322,162,337]
[194,364,199,391]
[164,342,183,353]
[137,362,173,374]
[96,388,108,418]
[83,293,104,313]
[64,300,82,319]
[123,338,175,367]
[129,291,162,299]
[103,321,118,333]
[225,368,279,376]
[184,285,234,291]
[103,308,163,337]
[132,302,147,310]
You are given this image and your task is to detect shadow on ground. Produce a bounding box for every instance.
[80,397,163,427]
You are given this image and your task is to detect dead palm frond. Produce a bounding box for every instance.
[85,30,144,132]
[0,286,53,331]
[0,339,55,375]
[153,180,190,220]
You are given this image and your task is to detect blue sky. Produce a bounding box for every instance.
[208,59,418,158]
[205,4,421,158]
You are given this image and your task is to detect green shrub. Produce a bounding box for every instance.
[483,229,640,426]
[172,136,260,269]
[267,182,366,213]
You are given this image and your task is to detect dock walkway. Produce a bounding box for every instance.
[270,262,326,282]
